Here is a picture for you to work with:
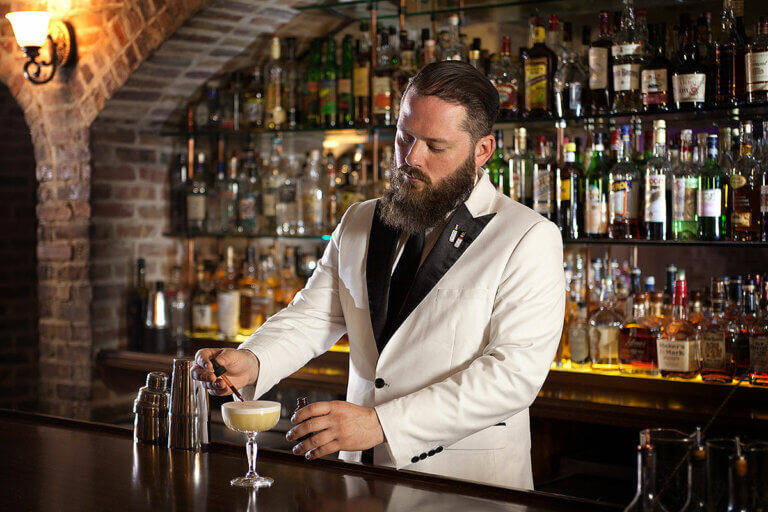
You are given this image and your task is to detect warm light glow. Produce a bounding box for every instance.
[5,11,52,48]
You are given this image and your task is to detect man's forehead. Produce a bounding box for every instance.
[398,92,468,140]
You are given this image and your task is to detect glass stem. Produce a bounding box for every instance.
[246,433,259,478]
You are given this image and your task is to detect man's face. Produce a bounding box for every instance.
[379,92,483,234]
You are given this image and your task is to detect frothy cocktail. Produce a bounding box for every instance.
[222,400,281,433]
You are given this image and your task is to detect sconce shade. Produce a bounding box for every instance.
[5,11,52,48]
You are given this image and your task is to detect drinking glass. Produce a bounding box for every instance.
[706,438,738,512]
[221,400,281,488]
[747,441,768,510]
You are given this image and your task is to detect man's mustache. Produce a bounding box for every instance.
[394,165,432,186]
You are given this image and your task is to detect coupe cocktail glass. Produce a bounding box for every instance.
[221,400,281,488]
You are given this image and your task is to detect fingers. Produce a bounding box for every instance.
[192,348,222,381]
[306,441,340,461]
[292,401,333,424]
[292,429,335,458]
[286,416,331,443]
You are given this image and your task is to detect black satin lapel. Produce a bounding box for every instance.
[391,205,496,336]
[366,201,401,346]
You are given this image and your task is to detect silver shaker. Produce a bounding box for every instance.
[133,371,170,445]
[169,357,210,451]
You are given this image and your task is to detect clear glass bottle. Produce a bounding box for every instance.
[218,153,240,233]
[532,136,556,222]
[554,51,587,118]
[731,121,761,241]
[298,149,325,236]
[276,149,299,236]
[261,135,282,234]
[264,36,285,130]
[700,278,735,383]
[588,11,613,115]
[619,292,660,375]
[440,14,467,62]
[657,277,700,379]
[671,129,699,240]
[237,146,259,235]
[608,125,641,239]
[206,158,224,233]
[216,246,240,340]
[186,152,208,234]
[490,36,522,120]
[589,276,623,369]
[569,301,590,368]
[698,134,728,240]
[644,120,670,240]
[584,132,609,238]
[611,0,645,113]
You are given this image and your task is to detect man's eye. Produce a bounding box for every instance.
[429,145,445,153]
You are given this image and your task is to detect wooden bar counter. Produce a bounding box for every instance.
[0,409,617,511]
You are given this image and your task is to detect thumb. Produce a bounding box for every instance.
[194,348,223,372]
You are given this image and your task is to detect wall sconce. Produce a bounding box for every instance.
[5,11,75,85]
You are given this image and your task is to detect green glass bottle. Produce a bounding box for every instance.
[698,134,728,240]
[338,35,354,127]
[304,39,322,127]
[584,132,610,238]
[320,37,338,128]
[487,130,510,197]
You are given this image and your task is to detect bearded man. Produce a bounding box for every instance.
[192,61,565,490]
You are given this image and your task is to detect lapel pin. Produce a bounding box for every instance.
[449,224,460,243]
[453,232,466,248]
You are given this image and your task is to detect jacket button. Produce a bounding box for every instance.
[411,456,419,464]
[419,453,427,460]
[428,450,435,456]
[436,446,443,453]
[374,378,385,389]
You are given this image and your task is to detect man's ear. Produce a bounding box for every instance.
[474,133,495,168]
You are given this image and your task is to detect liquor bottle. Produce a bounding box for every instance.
[144,281,169,354]
[193,83,212,130]
[277,149,300,236]
[589,276,623,370]
[559,142,582,240]
[641,23,673,112]
[689,289,705,326]
[697,12,715,65]
[698,134,728,240]
[206,156,224,232]
[276,247,303,309]
[393,37,417,122]
[335,35,354,127]
[584,132,609,238]
[127,258,149,351]
[191,263,217,336]
[373,31,394,126]
[619,292,660,375]
[264,36,286,130]
[354,23,372,126]
[726,275,743,321]
[284,37,300,130]
[304,39,322,127]
[608,125,641,239]
[644,120,669,240]
[256,254,277,323]
[261,135,282,233]
[532,136,556,222]
[186,152,207,234]
[487,130,510,197]
[298,149,325,236]
[489,36,522,120]
[671,129,699,240]
[657,277,700,379]
[554,50,587,118]
[588,11,613,115]
[569,301,590,368]
[727,280,758,378]
[731,121,761,241]
[521,16,555,118]
[238,246,259,336]
[750,297,768,385]
[422,31,437,66]
[243,68,265,129]
[220,72,242,131]
[672,24,709,111]
[237,148,259,235]
[624,267,643,318]
[611,0,644,113]
[746,17,768,103]
[441,14,467,61]
[170,154,188,234]
[713,0,746,106]
[700,278,735,383]
[318,36,339,128]
[216,246,240,340]
[217,153,239,233]
[511,127,534,207]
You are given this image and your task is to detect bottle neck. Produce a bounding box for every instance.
[598,14,610,37]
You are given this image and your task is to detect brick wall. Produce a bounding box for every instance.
[0,83,38,410]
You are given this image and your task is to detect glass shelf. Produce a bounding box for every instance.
[564,239,768,248]
[164,231,331,241]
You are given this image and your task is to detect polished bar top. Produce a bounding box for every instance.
[0,410,617,511]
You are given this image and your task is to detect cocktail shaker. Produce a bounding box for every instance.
[133,371,170,445]
[169,357,210,451]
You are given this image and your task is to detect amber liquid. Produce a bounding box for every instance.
[619,324,659,374]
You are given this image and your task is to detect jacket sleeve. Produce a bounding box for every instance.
[237,205,356,399]
[374,220,565,468]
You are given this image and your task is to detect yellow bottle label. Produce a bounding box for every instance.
[524,58,548,110]
[353,66,370,97]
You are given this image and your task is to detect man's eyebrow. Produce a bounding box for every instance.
[396,126,449,144]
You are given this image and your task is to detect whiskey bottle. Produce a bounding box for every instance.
[489,36,522,120]
[559,142,582,240]
[373,31,394,126]
[672,24,709,111]
[608,125,640,239]
[353,23,372,126]
[700,278,735,383]
[641,23,672,112]
[746,17,768,103]
[264,36,286,130]
[588,11,613,115]
[284,37,300,130]
[749,294,768,385]
[657,277,700,379]
[643,120,669,240]
[186,152,208,234]
[532,136,556,222]
[713,0,746,106]
[611,0,644,113]
[589,276,623,370]
[521,16,555,118]
[238,246,259,336]
[731,121,761,241]
[584,133,609,238]
[619,292,660,375]
[671,129,699,241]
[569,301,590,368]
[338,35,354,127]
[698,134,728,240]
[191,263,217,336]
[216,246,241,340]
[727,280,758,378]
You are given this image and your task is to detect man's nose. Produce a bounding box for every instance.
[404,140,427,169]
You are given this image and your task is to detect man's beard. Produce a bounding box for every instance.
[379,154,477,234]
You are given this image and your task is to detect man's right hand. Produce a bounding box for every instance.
[191,348,260,397]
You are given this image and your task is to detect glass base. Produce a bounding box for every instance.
[230,475,273,488]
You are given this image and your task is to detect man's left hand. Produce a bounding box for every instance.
[286,401,384,460]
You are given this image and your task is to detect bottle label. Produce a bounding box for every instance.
[613,63,641,92]
[590,325,619,361]
[524,58,548,111]
[217,290,240,338]
[372,76,391,114]
[644,174,666,223]
[672,177,698,222]
[656,338,698,372]
[243,97,264,124]
[262,192,276,217]
[569,326,589,363]
[278,184,297,204]
[641,68,669,105]
[319,78,338,117]
[585,185,607,234]
[494,83,518,111]
[731,211,751,228]
[730,174,747,189]
[338,78,352,113]
[751,336,768,372]
[353,66,370,97]
[559,178,571,202]
[761,185,768,214]
[610,178,638,221]
[746,51,768,93]
[238,196,256,224]
[301,192,323,224]
[672,73,706,103]
[588,47,608,89]
[533,169,553,214]
[187,195,206,222]
[192,304,213,330]
[701,331,726,370]
[512,171,521,202]
[612,43,641,57]
[698,188,722,217]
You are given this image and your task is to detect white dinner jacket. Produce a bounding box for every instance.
[240,171,565,490]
